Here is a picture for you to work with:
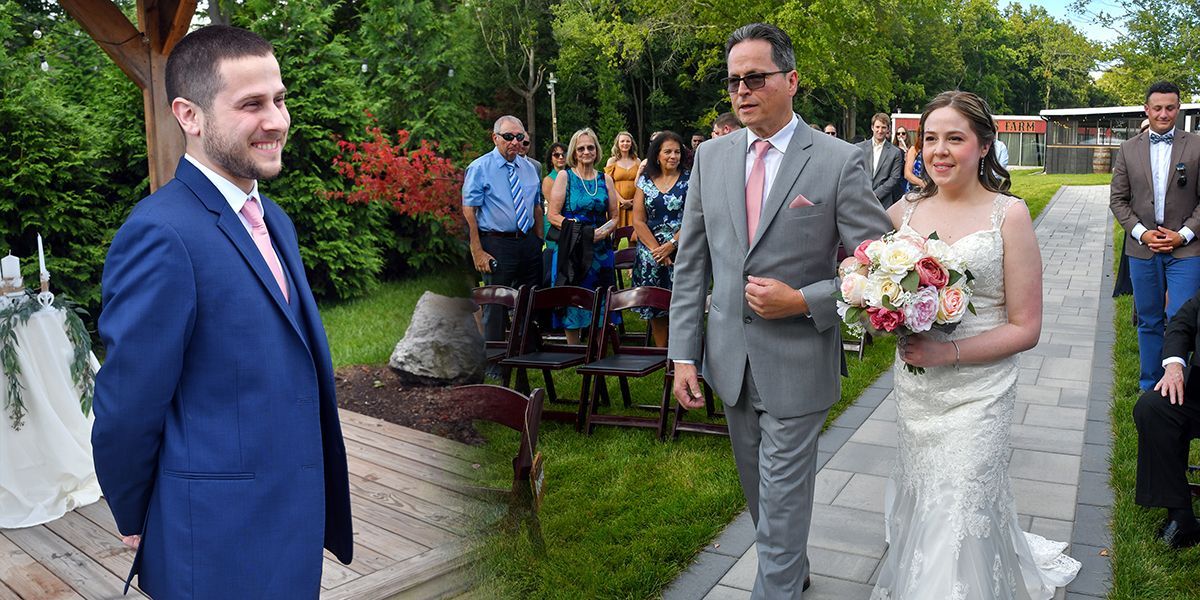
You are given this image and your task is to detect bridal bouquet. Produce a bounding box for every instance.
[835,231,975,374]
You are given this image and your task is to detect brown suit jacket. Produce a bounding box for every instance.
[1110,129,1200,259]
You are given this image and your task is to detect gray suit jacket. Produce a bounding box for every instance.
[668,116,892,418]
[855,139,904,207]
[1110,129,1200,259]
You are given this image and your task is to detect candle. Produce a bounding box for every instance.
[1,254,18,281]
[37,234,46,278]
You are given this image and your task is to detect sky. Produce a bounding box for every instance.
[1022,0,1122,44]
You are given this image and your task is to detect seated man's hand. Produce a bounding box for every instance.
[122,534,141,550]
[1154,362,1187,405]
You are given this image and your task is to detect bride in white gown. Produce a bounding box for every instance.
[870,91,1080,599]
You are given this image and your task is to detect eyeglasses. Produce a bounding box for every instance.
[825,130,837,136]
[577,145,596,152]
[551,152,565,158]
[497,132,526,142]
[1177,162,1187,187]
[521,139,531,147]
[723,70,788,94]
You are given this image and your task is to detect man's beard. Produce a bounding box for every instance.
[204,129,283,182]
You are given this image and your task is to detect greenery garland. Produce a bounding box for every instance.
[0,291,95,430]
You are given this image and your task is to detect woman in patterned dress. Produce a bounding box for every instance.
[547,128,620,345]
[630,131,688,347]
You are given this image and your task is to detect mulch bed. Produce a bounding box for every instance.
[335,365,486,445]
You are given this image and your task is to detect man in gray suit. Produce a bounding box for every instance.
[669,23,891,598]
[855,112,905,207]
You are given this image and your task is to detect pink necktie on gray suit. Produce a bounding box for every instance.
[745,139,771,242]
[240,196,290,302]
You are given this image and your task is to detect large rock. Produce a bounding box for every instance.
[388,291,486,386]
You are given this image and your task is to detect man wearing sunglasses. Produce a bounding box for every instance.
[1111,81,1200,392]
[669,22,890,598]
[463,116,544,353]
[517,137,544,178]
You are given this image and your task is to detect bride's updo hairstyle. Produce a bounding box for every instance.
[914,90,1011,199]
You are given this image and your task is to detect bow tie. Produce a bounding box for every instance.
[1150,131,1175,145]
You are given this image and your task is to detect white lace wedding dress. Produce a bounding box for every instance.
[870,195,1081,600]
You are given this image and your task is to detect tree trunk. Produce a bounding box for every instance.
[210,0,231,25]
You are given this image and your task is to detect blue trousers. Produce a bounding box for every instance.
[1129,253,1200,390]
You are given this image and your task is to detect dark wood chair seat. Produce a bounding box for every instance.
[579,286,674,436]
[502,350,588,370]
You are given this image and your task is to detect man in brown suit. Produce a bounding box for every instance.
[1110,81,1200,391]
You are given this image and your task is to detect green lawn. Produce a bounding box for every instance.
[1108,220,1200,600]
[1009,170,1113,219]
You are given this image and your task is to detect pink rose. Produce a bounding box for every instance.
[853,240,874,265]
[867,306,905,332]
[915,256,949,288]
[839,256,867,278]
[937,287,969,324]
[840,272,868,305]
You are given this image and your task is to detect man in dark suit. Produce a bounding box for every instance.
[1134,288,1200,549]
[855,112,905,207]
[92,25,353,597]
[1111,81,1200,391]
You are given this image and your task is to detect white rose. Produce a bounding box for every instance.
[925,238,965,272]
[864,239,887,263]
[878,240,924,277]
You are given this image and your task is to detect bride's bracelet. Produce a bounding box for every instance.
[951,340,961,369]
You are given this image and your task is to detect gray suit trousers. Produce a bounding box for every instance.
[725,361,827,599]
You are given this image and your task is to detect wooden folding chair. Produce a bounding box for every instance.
[471,284,528,366]
[499,286,601,423]
[577,286,673,437]
[445,384,546,550]
[613,226,636,289]
[666,358,727,439]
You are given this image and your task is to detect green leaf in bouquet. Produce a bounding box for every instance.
[846,306,865,323]
[882,294,898,311]
[967,302,977,315]
[927,231,940,241]
[901,270,920,292]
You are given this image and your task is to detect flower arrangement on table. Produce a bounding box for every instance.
[835,231,975,374]
[0,237,95,430]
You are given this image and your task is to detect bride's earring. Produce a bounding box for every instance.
[979,159,985,176]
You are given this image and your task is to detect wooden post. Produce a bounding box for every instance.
[58,0,197,192]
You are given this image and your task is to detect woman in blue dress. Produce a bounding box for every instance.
[630,130,688,347]
[547,128,619,345]
[903,134,925,194]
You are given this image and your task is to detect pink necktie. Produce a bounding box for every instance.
[746,139,771,241]
[240,197,289,302]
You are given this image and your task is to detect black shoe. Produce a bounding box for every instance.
[803,575,811,591]
[1160,519,1200,549]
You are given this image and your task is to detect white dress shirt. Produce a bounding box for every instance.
[1131,130,1194,245]
[872,138,885,174]
[744,114,800,206]
[184,154,262,235]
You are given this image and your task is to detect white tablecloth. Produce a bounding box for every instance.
[0,306,101,528]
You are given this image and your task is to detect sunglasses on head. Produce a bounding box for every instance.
[497,132,526,142]
[723,70,788,94]
[1177,162,1188,188]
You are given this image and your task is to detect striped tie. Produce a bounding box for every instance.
[506,162,532,233]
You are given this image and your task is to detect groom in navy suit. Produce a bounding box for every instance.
[92,25,353,598]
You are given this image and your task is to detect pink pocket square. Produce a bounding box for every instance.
[789,195,813,208]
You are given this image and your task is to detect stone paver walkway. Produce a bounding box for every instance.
[664,186,1115,599]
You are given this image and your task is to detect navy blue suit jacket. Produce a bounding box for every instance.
[93,158,353,598]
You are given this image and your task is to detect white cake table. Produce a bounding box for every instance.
[0,301,101,528]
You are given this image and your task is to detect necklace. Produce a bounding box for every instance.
[576,168,599,196]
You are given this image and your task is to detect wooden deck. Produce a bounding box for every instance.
[0,409,484,599]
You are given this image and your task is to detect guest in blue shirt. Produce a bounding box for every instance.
[462,115,544,347]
